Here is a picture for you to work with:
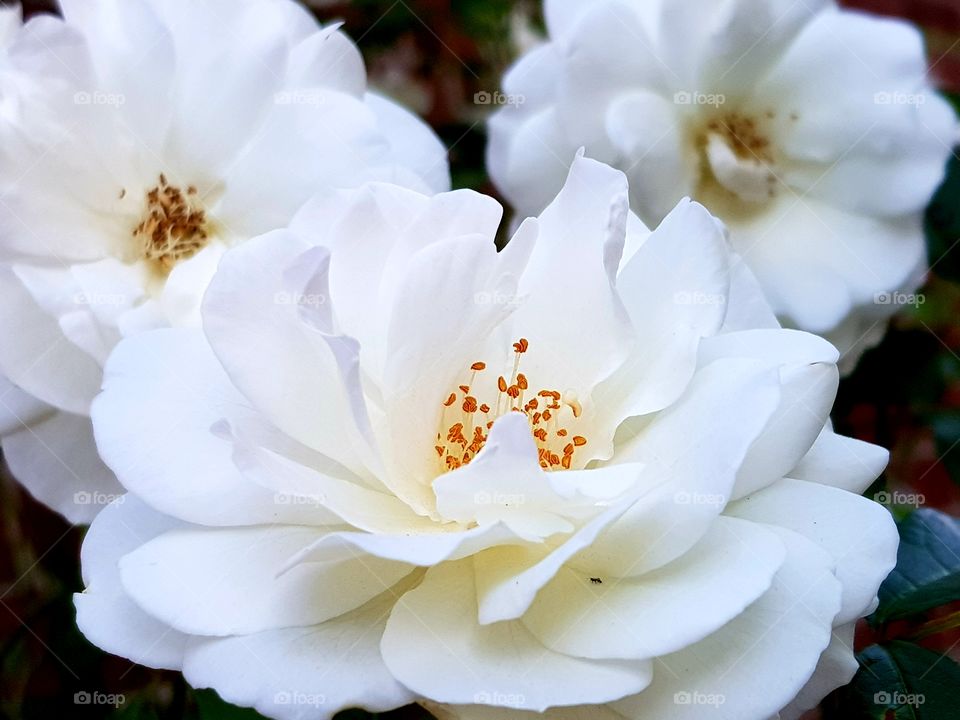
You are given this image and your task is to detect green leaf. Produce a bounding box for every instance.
[453,0,516,36]
[872,509,960,625]
[834,641,960,720]
[189,690,435,720]
[887,642,960,719]
[113,697,163,720]
[193,689,268,720]
[925,146,960,283]
[931,410,960,485]
[332,706,438,719]
[838,644,919,720]
[943,93,960,117]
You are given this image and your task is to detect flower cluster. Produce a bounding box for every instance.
[0,0,948,718]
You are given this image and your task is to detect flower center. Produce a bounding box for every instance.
[705,112,775,163]
[436,338,588,473]
[132,174,212,272]
[693,110,795,213]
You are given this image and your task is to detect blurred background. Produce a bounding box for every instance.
[2,0,960,718]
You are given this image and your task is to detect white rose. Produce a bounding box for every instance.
[0,0,450,523]
[488,0,957,371]
[77,156,898,719]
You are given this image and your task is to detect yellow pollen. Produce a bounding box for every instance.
[435,338,589,473]
[704,112,773,162]
[133,174,212,272]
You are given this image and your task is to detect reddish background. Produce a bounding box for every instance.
[844,0,960,90]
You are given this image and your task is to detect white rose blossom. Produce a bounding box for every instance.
[0,6,57,437]
[78,155,898,720]
[0,0,449,522]
[487,0,958,368]
[0,4,96,437]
